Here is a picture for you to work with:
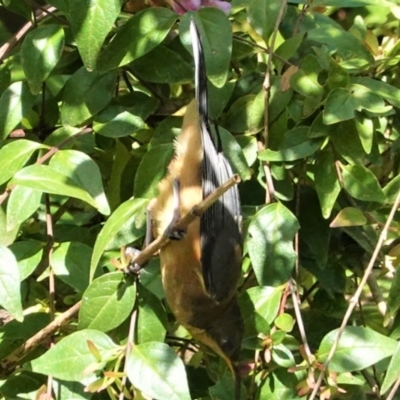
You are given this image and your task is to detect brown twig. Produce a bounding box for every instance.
[127,174,241,268]
[2,301,81,371]
[118,308,138,400]
[260,1,286,203]
[308,187,400,400]
[44,194,55,398]
[0,6,57,63]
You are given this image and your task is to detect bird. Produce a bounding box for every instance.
[137,19,243,398]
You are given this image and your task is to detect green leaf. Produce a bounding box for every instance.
[223,91,264,134]
[247,203,299,286]
[180,8,232,88]
[290,55,324,98]
[6,186,42,231]
[308,25,373,64]
[137,285,167,344]
[219,127,251,181]
[78,272,136,331]
[11,165,99,209]
[324,88,356,124]
[131,45,193,84]
[239,286,282,337]
[0,313,50,360]
[68,0,122,70]
[0,246,23,321]
[315,148,341,219]
[247,0,283,43]
[275,313,295,332]
[385,269,400,326]
[134,144,174,199]
[318,326,397,372]
[98,8,177,71]
[383,174,400,204]
[259,127,323,162]
[49,150,110,215]
[52,242,92,292]
[9,240,44,281]
[31,329,117,381]
[21,25,65,94]
[0,81,37,139]
[259,140,322,162]
[330,207,367,228]
[352,76,400,109]
[355,112,374,154]
[90,198,148,280]
[126,342,191,400]
[0,207,18,247]
[272,344,295,368]
[341,164,386,203]
[61,67,117,126]
[381,342,400,395]
[93,105,145,138]
[324,86,391,125]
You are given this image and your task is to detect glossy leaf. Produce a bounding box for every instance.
[247,203,299,286]
[131,45,193,84]
[93,105,145,138]
[6,186,42,231]
[239,286,282,336]
[49,150,110,215]
[0,81,37,139]
[180,8,232,87]
[324,85,391,125]
[0,207,18,247]
[78,272,136,331]
[315,148,341,218]
[68,0,122,70]
[0,246,23,321]
[126,342,191,400]
[247,0,282,43]
[318,326,397,372]
[223,91,264,134]
[21,25,65,94]
[219,126,251,180]
[11,165,98,209]
[381,342,400,395]
[134,144,174,199]
[0,139,48,185]
[385,269,400,326]
[31,329,117,381]
[136,286,167,344]
[61,67,117,126]
[52,242,92,292]
[330,207,367,227]
[9,240,44,281]
[98,8,177,71]
[290,55,324,98]
[341,164,386,203]
[90,198,148,280]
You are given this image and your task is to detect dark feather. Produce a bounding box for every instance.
[190,20,242,302]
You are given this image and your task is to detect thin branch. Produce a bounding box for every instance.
[127,174,241,268]
[386,373,400,400]
[2,301,81,371]
[260,1,286,203]
[118,308,137,400]
[0,6,57,62]
[308,187,400,400]
[44,194,55,398]
[289,278,312,363]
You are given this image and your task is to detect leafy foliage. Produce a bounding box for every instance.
[1,0,400,399]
